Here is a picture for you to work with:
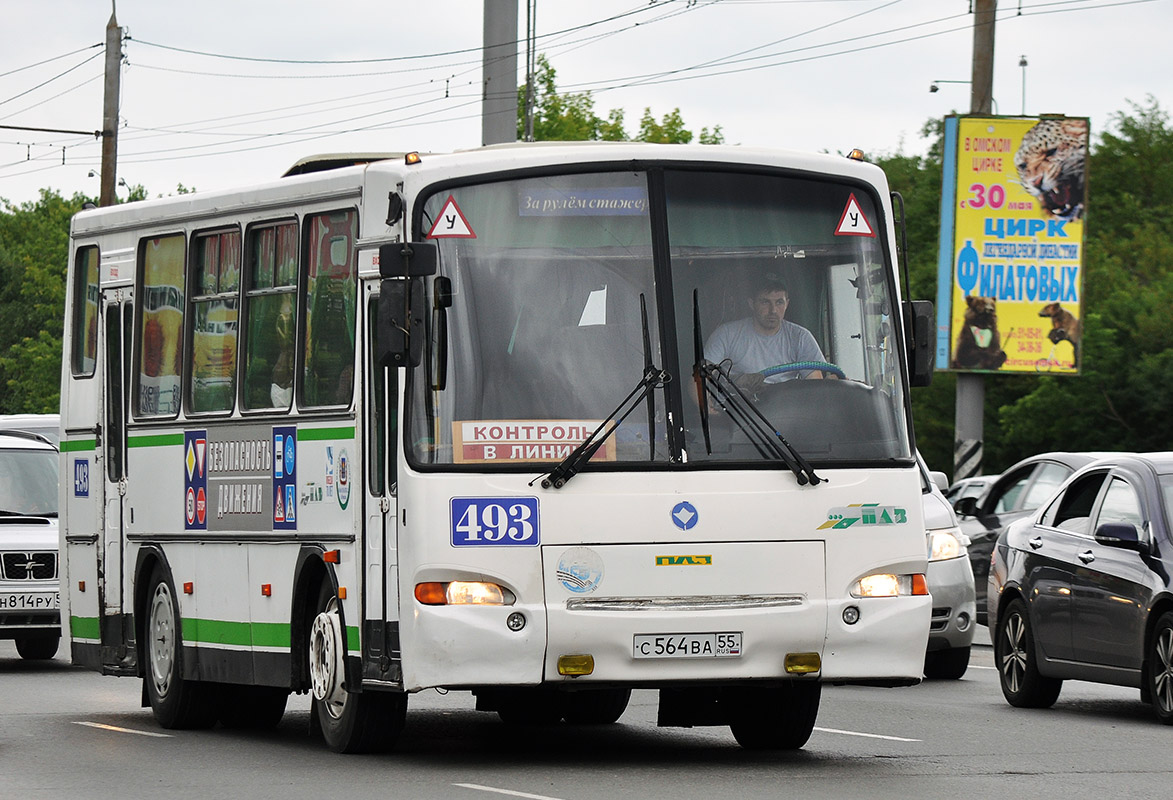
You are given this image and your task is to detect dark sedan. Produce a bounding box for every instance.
[956,451,1117,625]
[988,453,1173,723]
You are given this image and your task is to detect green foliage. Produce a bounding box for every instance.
[518,54,720,144]
[0,189,95,413]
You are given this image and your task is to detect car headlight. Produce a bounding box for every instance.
[928,527,967,561]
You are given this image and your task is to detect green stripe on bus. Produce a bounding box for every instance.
[71,615,101,639]
[60,439,97,452]
[184,618,290,648]
[298,426,356,441]
[127,433,185,448]
[182,619,359,652]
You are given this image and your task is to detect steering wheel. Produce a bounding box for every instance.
[759,361,846,380]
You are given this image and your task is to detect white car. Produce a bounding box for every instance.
[0,430,61,660]
[919,456,977,679]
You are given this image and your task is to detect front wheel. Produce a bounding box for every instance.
[562,688,631,725]
[15,635,59,660]
[144,567,217,729]
[309,582,406,752]
[729,682,821,750]
[1147,612,1173,724]
[924,646,971,680]
[995,598,1062,708]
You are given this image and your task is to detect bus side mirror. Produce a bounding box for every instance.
[378,241,438,278]
[431,276,453,391]
[377,279,425,368]
[904,299,934,387]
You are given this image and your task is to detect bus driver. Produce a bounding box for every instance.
[705,274,828,393]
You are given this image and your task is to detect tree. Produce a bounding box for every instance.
[0,189,93,413]
[518,54,721,144]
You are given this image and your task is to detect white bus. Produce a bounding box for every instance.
[60,143,935,753]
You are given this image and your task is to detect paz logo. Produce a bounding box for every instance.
[818,504,908,530]
[655,555,712,566]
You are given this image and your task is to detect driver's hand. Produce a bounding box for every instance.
[733,372,766,396]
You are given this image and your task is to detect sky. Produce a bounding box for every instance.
[2,0,1170,206]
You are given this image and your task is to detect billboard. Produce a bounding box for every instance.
[935,115,1089,374]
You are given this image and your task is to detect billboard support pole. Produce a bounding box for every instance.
[954,0,997,481]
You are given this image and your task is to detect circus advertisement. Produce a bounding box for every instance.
[935,115,1089,375]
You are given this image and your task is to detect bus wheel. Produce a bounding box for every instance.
[15,635,59,660]
[144,567,217,729]
[494,688,564,725]
[562,688,631,724]
[309,583,406,752]
[218,685,289,729]
[729,683,821,750]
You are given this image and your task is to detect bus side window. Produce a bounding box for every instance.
[136,234,186,418]
[243,221,298,411]
[189,228,241,413]
[301,210,358,408]
[71,246,100,377]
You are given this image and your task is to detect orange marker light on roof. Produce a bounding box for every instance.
[405,152,422,165]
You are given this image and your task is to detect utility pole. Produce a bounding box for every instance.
[482,0,519,146]
[954,0,997,481]
[99,7,122,207]
[523,0,537,142]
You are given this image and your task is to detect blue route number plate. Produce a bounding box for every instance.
[450,497,540,547]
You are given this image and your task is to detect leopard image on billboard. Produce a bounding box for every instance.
[935,115,1089,375]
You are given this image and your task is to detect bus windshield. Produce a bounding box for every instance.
[407,168,911,469]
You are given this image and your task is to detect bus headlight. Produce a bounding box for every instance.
[851,573,928,598]
[928,527,967,561]
[415,581,516,606]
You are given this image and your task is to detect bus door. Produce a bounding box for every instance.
[99,294,132,666]
[362,290,401,682]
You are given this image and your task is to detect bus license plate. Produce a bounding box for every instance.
[0,592,60,611]
[633,632,742,659]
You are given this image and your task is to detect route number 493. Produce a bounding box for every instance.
[450,497,540,547]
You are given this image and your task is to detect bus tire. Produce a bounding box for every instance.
[729,682,821,750]
[144,567,217,729]
[562,688,631,725]
[924,646,971,680]
[494,688,564,725]
[217,684,289,729]
[15,634,59,660]
[309,582,406,752]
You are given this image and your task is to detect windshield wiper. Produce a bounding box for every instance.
[691,289,713,455]
[692,290,822,487]
[537,294,668,490]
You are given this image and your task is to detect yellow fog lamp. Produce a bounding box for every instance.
[557,654,595,676]
[785,652,822,674]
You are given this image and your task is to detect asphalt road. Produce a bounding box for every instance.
[3,632,1171,800]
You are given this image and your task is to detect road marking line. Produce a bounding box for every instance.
[815,727,920,742]
[74,721,172,738]
[970,664,996,670]
[454,783,567,800]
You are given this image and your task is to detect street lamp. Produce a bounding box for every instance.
[930,79,970,93]
[1019,55,1028,115]
[930,80,998,113]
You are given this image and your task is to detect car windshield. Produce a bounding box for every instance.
[407,168,911,470]
[0,448,58,516]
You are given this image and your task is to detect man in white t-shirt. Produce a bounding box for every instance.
[705,275,827,388]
